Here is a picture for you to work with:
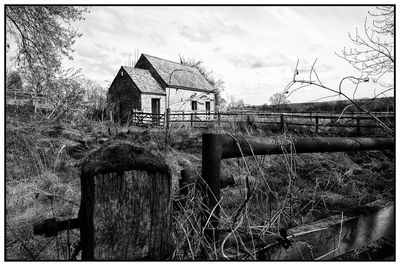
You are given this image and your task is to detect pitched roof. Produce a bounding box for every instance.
[122,66,166,95]
[140,54,215,92]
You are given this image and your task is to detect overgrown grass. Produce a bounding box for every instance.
[6,118,81,260]
[5,115,394,260]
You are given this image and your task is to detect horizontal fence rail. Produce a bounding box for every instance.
[221,200,394,260]
[131,111,165,126]
[220,135,395,159]
[201,133,394,256]
[266,202,394,260]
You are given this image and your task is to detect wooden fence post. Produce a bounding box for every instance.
[217,112,221,127]
[356,116,361,136]
[190,113,194,127]
[132,109,136,125]
[280,114,285,131]
[80,141,173,260]
[315,116,319,134]
[202,134,223,243]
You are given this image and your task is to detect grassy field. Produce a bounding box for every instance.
[5,112,395,260]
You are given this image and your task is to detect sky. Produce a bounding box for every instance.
[7,5,394,105]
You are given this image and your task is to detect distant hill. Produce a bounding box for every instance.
[255,97,394,113]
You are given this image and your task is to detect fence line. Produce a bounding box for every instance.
[131,110,394,135]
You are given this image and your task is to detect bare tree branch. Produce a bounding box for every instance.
[336,6,394,85]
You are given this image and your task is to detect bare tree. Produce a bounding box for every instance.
[124,48,140,67]
[269,92,290,106]
[82,78,107,108]
[6,6,88,72]
[179,55,225,111]
[6,6,90,120]
[236,99,245,108]
[336,6,394,91]
[6,71,23,92]
[19,64,54,94]
[283,7,394,133]
[284,59,392,132]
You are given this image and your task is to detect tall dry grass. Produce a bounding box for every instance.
[6,118,82,260]
[5,114,394,260]
[167,120,394,260]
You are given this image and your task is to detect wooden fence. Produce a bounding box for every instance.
[131,110,394,135]
[6,90,51,111]
[131,111,165,127]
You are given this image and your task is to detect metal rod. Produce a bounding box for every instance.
[34,218,80,237]
[220,135,394,159]
[201,133,223,243]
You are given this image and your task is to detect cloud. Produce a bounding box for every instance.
[94,43,116,53]
[225,52,292,69]
[178,19,244,43]
[74,43,123,78]
[315,63,334,72]
[214,46,222,53]
[179,24,212,43]
[146,32,166,47]
[296,60,334,75]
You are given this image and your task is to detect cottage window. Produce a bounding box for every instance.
[191,101,197,111]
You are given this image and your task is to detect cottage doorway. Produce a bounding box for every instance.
[151,98,161,125]
[206,101,210,112]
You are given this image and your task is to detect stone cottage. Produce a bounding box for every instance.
[107,53,215,122]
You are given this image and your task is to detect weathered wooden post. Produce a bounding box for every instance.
[356,116,361,136]
[217,112,221,127]
[80,141,173,260]
[201,134,223,243]
[190,113,194,127]
[315,116,319,134]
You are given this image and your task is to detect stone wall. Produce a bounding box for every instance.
[140,88,215,114]
[141,94,166,113]
[167,87,215,113]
